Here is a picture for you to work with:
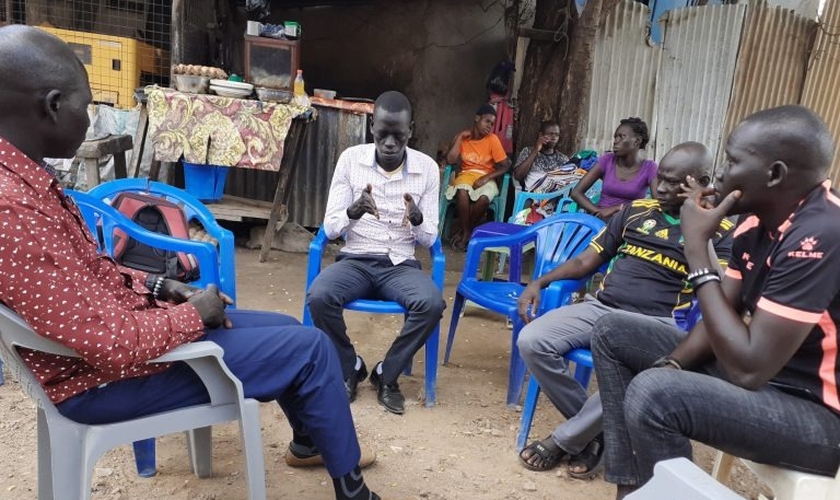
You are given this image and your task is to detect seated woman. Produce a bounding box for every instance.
[445,104,511,251]
[571,117,657,220]
[513,120,572,193]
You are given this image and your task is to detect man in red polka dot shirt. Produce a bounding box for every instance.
[0,26,382,500]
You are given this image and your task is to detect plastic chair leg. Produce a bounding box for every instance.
[37,409,56,500]
[444,293,467,365]
[424,327,439,407]
[507,316,528,407]
[516,377,541,451]
[240,400,267,500]
[573,364,593,387]
[186,427,213,478]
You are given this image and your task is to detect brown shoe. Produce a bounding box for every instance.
[285,441,376,469]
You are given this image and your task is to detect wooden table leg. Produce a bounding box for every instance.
[83,157,101,188]
[259,120,306,262]
[113,151,128,179]
[149,157,162,181]
[129,104,149,178]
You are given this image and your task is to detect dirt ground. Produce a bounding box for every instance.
[0,246,768,500]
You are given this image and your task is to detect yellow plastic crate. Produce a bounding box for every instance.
[38,26,169,109]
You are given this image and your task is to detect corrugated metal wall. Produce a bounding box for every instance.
[654,4,746,162]
[802,1,840,187]
[224,104,370,228]
[720,5,815,164]
[583,0,661,156]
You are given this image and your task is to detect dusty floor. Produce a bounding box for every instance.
[0,246,768,500]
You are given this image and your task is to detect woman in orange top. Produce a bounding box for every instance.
[445,104,511,250]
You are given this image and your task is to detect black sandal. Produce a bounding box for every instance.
[518,439,568,471]
[568,433,605,479]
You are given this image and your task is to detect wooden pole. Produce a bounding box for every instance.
[5,0,13,23]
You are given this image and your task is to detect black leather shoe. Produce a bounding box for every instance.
[369,363,405,415]
[344,357,368,402]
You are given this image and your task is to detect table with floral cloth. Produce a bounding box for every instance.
[146,87,309,171]
[145,86,311,261]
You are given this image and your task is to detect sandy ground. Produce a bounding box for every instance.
[0,246,768,500]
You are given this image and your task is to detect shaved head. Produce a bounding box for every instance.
[0,25,87,95]
[374,91,412,118]
[661,141,713,180]
[0,25,92,162]
[738,105,834,177]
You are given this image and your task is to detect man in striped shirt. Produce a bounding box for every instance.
[306,91,443,415]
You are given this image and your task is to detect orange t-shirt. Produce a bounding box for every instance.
[459,133,508,176]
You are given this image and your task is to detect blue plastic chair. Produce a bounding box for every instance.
[67,190,226,477]
[301,227,445,407]
[86,178,237,305]
[439,164,510,242]
[515,300,703,451]
[508,184,579,222]
[444,214,605,407]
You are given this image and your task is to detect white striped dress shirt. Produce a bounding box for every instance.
[323,143,439,264]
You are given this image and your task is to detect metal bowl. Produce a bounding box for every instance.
[255,87,293,104]
[174,74,210,94]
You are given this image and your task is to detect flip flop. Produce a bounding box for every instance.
[568,434,605,479]
[285,441,377,469]
[518,439,568,471]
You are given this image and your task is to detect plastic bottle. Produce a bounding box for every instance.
[294,70,305,97]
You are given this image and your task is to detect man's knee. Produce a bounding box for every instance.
[591,312,626,358]
[517,323,542,360]
[407,288,445,320]
[306,281,343,313]
[623,369,673,428]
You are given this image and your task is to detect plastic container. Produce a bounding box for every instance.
[284,21,300,39]
[133,439,157,477]
[183,162,229,202]
[256,87,293,103]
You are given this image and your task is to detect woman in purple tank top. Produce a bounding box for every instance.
[571,117,658,220]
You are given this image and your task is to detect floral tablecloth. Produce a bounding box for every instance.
[146,87,309,171]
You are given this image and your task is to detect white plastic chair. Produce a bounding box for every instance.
[0,304,266,500]
[713,451,840,500]
[626,457,745,500]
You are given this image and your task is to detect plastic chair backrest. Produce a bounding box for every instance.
[530,214,604,280]
[85,178,236,304]
[67,190,222,295]
[509,184,577,223]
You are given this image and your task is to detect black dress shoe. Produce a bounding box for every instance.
[344,358,368,402]
[369,363,405,415]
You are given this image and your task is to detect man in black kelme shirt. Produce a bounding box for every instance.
[516,142,734,477]
[593,105,840,499]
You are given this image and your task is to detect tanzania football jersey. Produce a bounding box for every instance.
[725,180,840,413]
[590,199,734,317]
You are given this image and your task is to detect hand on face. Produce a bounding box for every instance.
[347,184,379,220]
[535,135,549,152]
[402,193,423,227]
[679,175,741,244]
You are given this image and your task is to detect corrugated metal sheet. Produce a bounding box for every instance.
[224,104,370,227]
[582,0,660,156]
[654,4,746,162]
[720,4,815,164]
[802,1,840,187]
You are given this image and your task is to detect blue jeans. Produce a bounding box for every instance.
[57,309,360,478]
[591,311,840,486]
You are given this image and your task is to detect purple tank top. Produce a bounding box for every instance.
[597,153,657,208]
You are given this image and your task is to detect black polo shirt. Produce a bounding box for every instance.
[726,180,840,413]
[590,199,734,318]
